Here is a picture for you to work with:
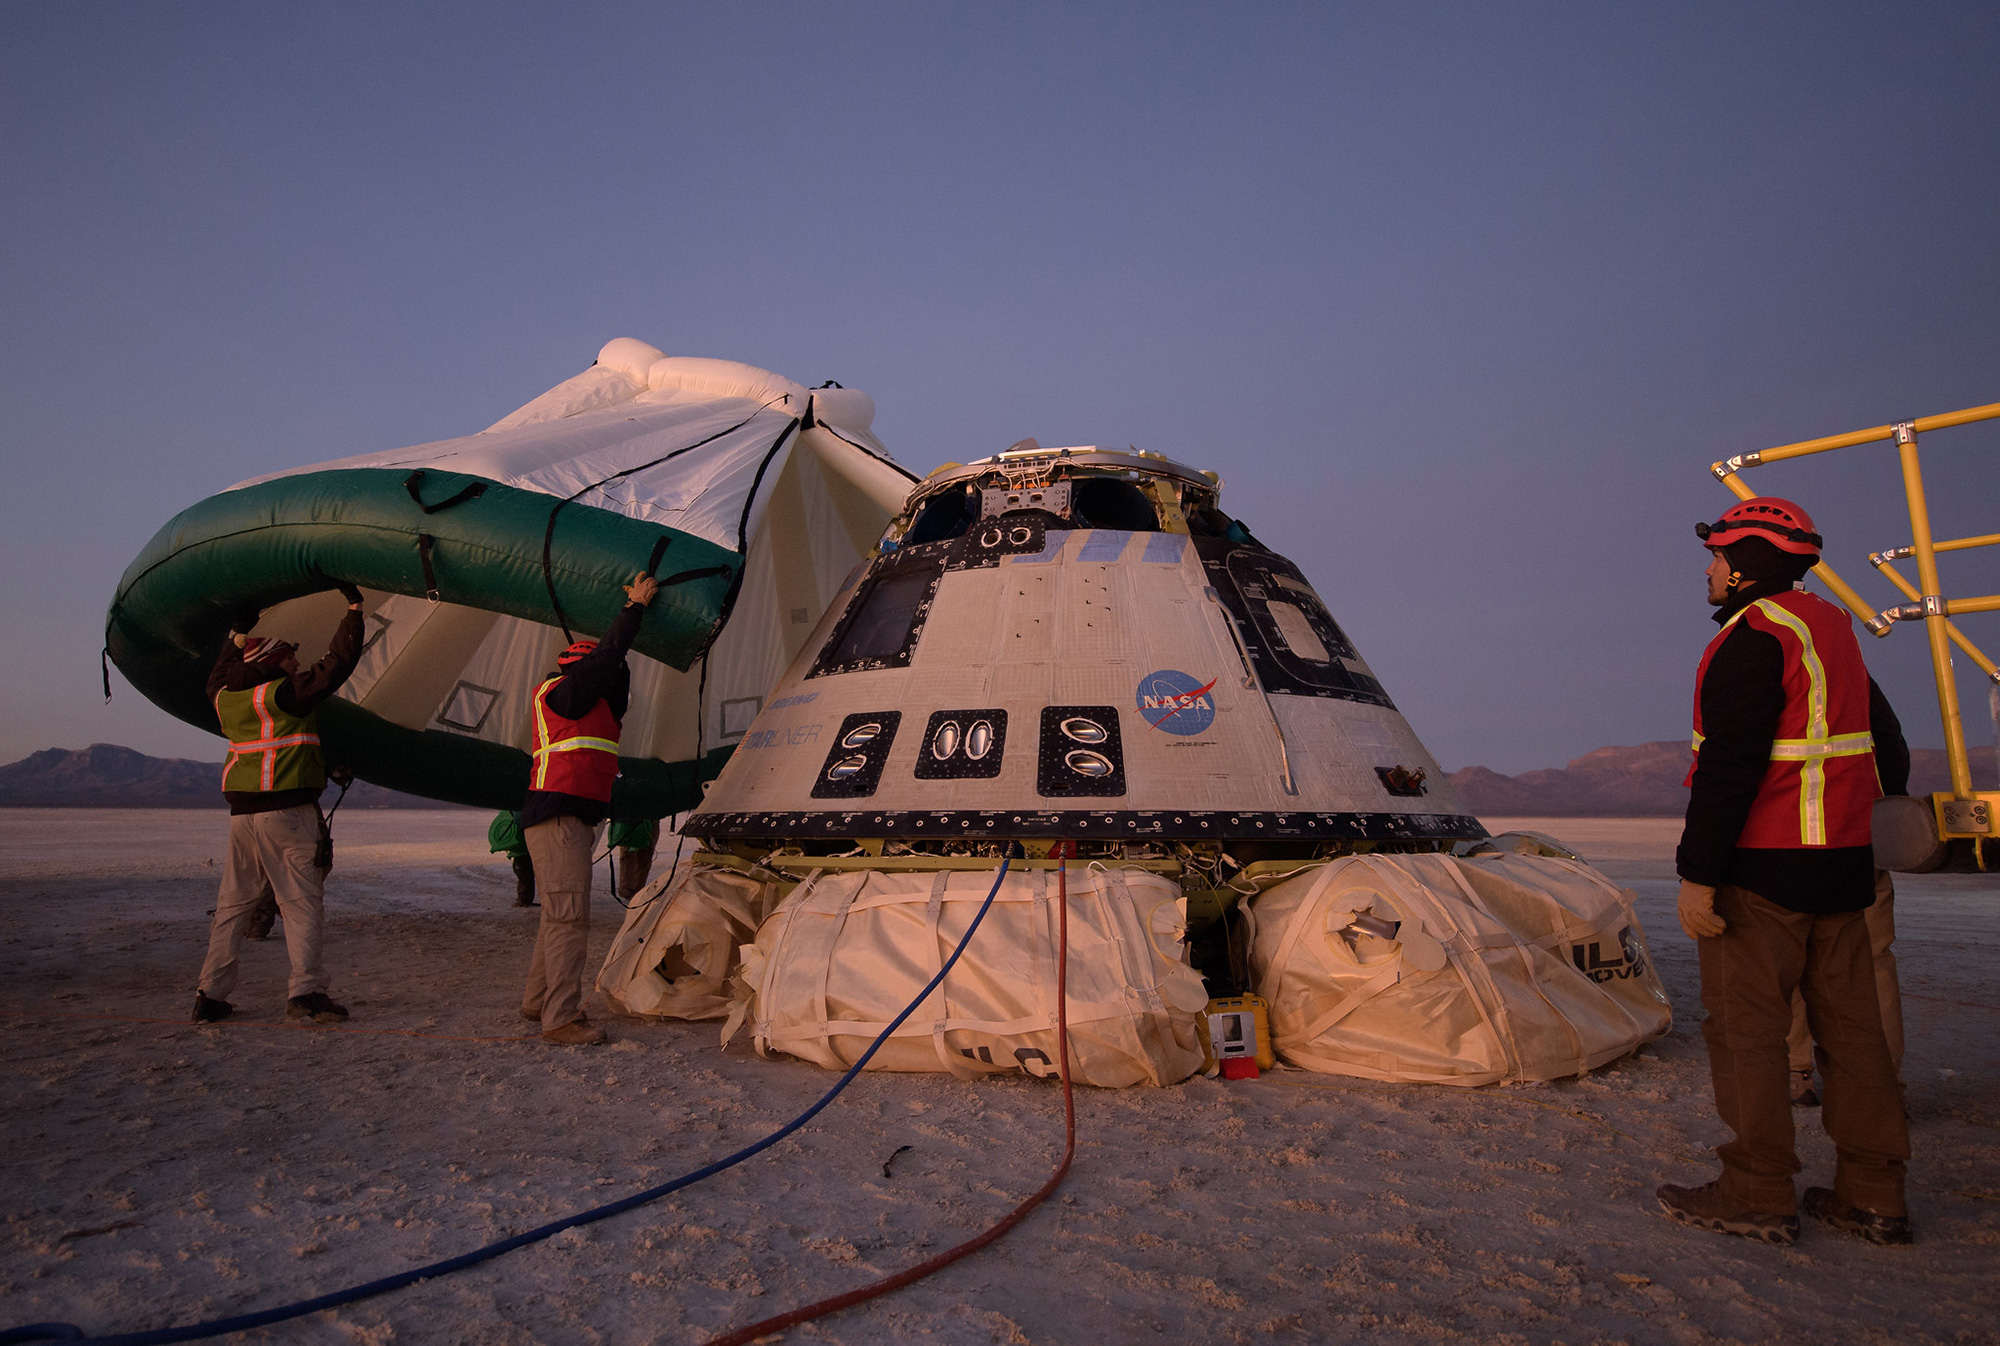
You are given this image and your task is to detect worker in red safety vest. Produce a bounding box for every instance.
[517,571,659,1046]
[1656,496,1913,1247]
[194,579,365,1026]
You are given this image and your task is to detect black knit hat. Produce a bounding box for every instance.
[1723,536,1816,586]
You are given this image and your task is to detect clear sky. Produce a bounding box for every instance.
[4,2,1996,775]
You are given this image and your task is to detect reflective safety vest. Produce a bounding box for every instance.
[215,679,325,794]
[530,677,622,801]
[1689,590,1879,848]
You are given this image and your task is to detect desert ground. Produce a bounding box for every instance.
[2,809,1996,1345]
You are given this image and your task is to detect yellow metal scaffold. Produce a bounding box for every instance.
[1708,400,2000,859]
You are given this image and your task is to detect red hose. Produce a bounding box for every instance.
[703,846,1078,1346]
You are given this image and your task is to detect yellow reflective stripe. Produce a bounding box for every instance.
[255,684,276,790]
[230,734,322,751]
[1692,731,1705,751]
[1750,599,1830,845]
[1768,731,1874,761]
[533,737,620,757]
[529,676,618,789]
[531,677,560,790]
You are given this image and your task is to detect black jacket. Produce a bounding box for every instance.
[519,602,646,828]
[1675,582,1908,913]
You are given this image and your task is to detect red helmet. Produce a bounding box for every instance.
[557,639,598,665]
[1696,496,1823,557]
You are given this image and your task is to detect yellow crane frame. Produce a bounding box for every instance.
[1709,400,2000,854]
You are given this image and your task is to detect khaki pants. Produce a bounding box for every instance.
[521,816,595,1032]
[199,804,328,1001]
[1789,869,1902,1073]
[1699,884,1908,1215]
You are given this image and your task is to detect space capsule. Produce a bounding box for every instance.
[684,440,1483,847]
[622,441,1671,1087]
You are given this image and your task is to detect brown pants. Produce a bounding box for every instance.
[615,845,656,900]
[1699,884,1909,1215]
[1789,869,1902,1072]
[199,804,328,1001]
[521,816,595,1032]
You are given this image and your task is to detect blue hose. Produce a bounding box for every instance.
[5,857,1013,1346]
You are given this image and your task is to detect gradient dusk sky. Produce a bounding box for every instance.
[4,2,1997,775]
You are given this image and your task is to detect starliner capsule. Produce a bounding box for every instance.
[610,441,1671,1088]
[684,441,1483,847]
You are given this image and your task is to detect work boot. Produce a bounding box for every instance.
[1790,1068,1820,1108]
[1656,1181,1798,1246]
[286,992,349,1024]
[192,992,233,1024]
[1803,1187,1913,1246]
[543,1019,607,1047]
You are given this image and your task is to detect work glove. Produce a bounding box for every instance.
[1676,880,1726,939]
[625,572,661,607]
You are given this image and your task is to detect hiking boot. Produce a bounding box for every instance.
[520,1006,543,1023]
[286,992,349,1024]
[1656,1181,1798,1245]
[192,992,233,1024]
[1790,1068,1820,1108]
[543,1019,607,1047]
[1803,1187,1913,1246]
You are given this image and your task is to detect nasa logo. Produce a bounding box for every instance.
[1137,669,1217,736]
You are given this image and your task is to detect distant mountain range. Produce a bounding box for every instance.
[1449,740,1997,817]
[2,741,1990,815]
[0,744,468,809]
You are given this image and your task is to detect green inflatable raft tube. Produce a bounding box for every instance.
[106,467,743,816]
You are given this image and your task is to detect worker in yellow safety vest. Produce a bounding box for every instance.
[516,571,659,1046]
[1657,497,1912,1247]
[194,580,365,1026]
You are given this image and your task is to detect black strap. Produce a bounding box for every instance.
[101,648,111,703]
[541,505,575,642]
[417,533,440,601]
[405,470,488,514]
[644,535,671,579]
[324,775,352,828]
[658,564,732,588]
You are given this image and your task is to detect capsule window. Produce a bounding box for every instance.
[1266,600,1331,662]
[812,559,943,677]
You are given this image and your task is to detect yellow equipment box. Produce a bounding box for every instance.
[1200,994,1275,1071]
